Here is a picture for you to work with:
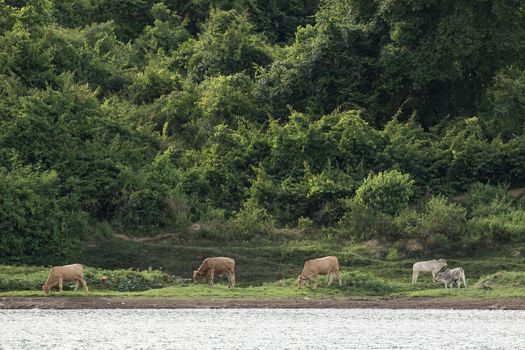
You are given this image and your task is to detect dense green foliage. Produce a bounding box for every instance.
[1,0,525,264]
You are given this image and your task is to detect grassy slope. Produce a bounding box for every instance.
[1,238,524,298]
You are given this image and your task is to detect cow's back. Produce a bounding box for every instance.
[47,264,84,282]
[413,260,438,271]
[206,257,235,273]
[304,256,339,275]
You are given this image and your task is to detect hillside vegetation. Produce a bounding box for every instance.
[1,0,525,266]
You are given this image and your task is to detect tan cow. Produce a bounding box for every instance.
[193,257,235,288]
[298,256,342,289]
[42,264,88,294]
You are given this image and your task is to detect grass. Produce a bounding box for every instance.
[2,267,525,300]
[1,238,525,299]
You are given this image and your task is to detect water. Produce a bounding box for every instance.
[1,308,524,349]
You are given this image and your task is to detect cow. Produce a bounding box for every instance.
[298,256,342,289]
[412,258,447,284]
[193,257,235,288]
[434,268,467,289]
[42,264,88,294]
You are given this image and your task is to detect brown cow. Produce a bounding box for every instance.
[42,264,88,294]
[193,257,235,288]
[298,256,342,289]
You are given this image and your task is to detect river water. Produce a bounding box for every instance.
[1,308,524,349]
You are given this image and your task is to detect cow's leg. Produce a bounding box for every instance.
[412,270,418,284]
[462,274,467,289]
[228,273,235,288]
[58,278,64,292]
[336,271,342,286]
[312,275,318,289]
[327,271,334,287]
[81,278,88,292]
[74,280,79,291]
[207,271,214,286]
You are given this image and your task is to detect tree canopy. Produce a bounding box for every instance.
[1,0,525,263]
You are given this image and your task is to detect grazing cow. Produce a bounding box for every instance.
[434,268,467,289]
[298,256,342,289]
[412,258,447,284]
[42,264,88,294]
[193,257,235,288]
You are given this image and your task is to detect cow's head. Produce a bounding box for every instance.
[433,272,446,283]
[193,270,204,283]
[438,258,447,268]
[297,275,308,289]
[42,283,50,294]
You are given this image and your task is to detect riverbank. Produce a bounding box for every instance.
[1,296,524,310]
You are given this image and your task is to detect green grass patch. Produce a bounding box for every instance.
[2,239,525,299]
[474,271,525,289]
[0,265,171,292]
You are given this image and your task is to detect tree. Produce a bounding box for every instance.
[0,167,83,265]
[133,3,189,58]
[375,0,525,126]
[256,18,376,120]
[184,9,273,81]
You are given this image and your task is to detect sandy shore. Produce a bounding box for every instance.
[1,297,524,310]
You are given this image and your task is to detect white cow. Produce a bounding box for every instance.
[434,268,467,289]
[412,258,447,284]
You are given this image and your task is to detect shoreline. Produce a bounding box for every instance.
[1,297,524,310]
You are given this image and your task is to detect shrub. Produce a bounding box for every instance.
[297,216,314,233]
[339,199,397,240]
[116,148,190,230]
[470,210,525,242]
[355,170,414,216]
[229,199,276,239]
[419,196,467,241]
[84,267,170,292]
[464,182,511,213]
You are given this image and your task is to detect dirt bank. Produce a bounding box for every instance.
[1,297,524,310]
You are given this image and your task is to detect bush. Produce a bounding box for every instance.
[470,210,525,242]
[464,182,511,213]
[419,196,467,241]
[339,199,397,240]
[229,199,276,239]
[466,184,525,242]
[84,267,170,292]
[355,170,414,216]
[116,148,190,230]
[393,208,421,238]
[297,216,314,233]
